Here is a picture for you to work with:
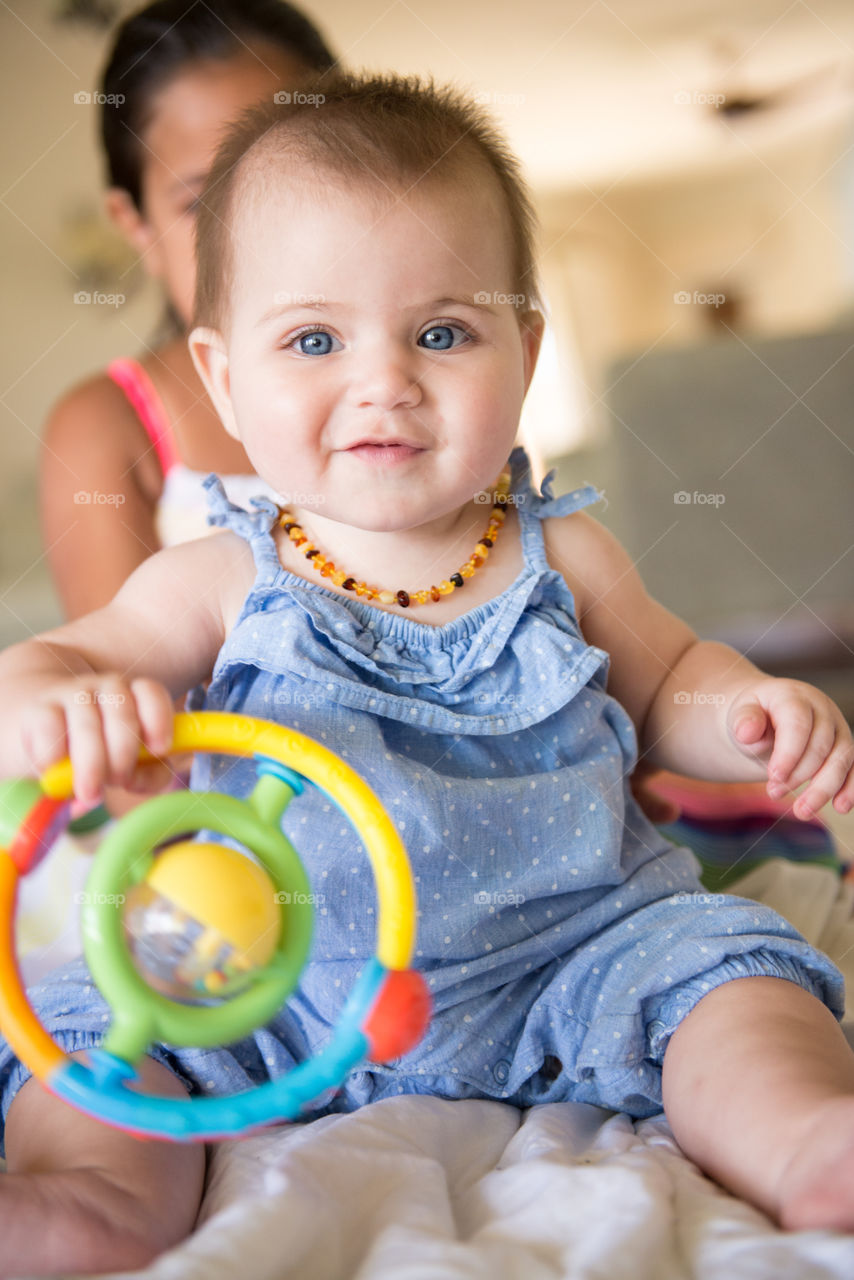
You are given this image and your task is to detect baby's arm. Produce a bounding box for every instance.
[0,528,248,799]
[547,512,854,816]
[0,533,250,1274]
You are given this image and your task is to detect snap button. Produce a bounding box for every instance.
[493,1059,510,1084]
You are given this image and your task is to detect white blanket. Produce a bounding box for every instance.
[96,1096,854,1280]
[12,858,854,1280]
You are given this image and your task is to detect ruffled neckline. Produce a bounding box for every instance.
[203,447,602,650]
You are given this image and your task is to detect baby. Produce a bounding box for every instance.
[1,74,854,1276]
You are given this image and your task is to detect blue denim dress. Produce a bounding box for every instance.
[0,448,844,1134]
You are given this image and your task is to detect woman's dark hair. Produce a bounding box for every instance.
[100,0,337,208]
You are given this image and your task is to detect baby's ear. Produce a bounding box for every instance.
[519,310,545,391]
[188,327,239,439]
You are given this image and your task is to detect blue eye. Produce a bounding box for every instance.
[419,324,468,351]
[294,330,340,356]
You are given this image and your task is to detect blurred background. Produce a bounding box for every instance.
[1,0,853,720]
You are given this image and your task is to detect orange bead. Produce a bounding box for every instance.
[470,554,484,567]
[475,543,489,558]
[460,565,475,578]
[430,586,441,602]
[438,580,454,595]
[320,562,335,577]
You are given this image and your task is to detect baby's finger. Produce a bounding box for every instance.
[792,736,854,819]
[832,751,854,814]
[99,681,147,788]
[64,691,109,805]
[769,715,837,798]
[130,679,175,759]
[730,703,772,749]
[21,703,69,774]
[765,699,814,785]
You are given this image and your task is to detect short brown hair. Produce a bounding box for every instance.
[193,73,540,328]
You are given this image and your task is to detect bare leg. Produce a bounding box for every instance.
[0,1053,206,1277]
[663,976,854,1230]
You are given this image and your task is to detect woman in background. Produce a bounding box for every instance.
[41,0,338,619]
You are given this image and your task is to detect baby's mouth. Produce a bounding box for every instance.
[345,440,424,464]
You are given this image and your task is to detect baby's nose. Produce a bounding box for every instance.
[350,347,423,410]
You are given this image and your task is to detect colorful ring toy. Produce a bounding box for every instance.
[0,712,430,1141]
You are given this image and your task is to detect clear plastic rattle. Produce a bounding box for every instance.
[0,712,430,1141]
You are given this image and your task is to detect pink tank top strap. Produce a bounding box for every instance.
[107,357,181,477]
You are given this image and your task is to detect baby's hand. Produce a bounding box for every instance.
[21,676,175,807]
[728,678,854,819]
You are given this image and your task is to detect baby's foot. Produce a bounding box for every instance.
[776,1095,854,1232]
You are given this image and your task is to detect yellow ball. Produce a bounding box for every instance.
[145,840,280,969]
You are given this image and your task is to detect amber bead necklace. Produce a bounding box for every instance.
[277,465,512,608]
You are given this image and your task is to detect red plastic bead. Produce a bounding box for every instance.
[364,969,432,1061]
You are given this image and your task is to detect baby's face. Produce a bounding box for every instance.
[200,162,541,534]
